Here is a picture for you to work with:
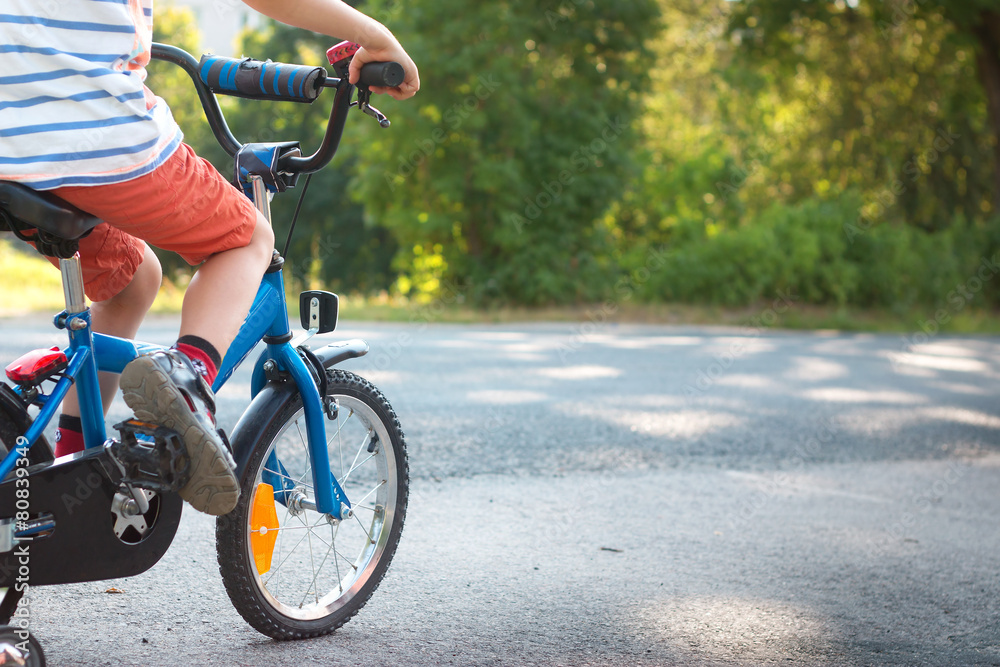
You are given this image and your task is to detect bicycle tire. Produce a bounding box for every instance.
[0,625,46,666]
[216,369,408,640]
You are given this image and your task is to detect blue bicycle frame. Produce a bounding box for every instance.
[0,176,351,518]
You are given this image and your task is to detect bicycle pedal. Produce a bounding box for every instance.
[110,419,192,494]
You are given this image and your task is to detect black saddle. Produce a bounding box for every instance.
[0,181,102,258]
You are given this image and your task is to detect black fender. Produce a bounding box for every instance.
[227,377,299,479]
[228,338,369,479]
[313,338,369,369]
[248,338,369,399]
[229,338,369,480]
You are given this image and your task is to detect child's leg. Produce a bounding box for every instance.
[61,244,162,417]
[52,143,272,514]
[46,234,161,456]
[178,211,274,356]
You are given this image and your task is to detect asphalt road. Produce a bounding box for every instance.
[1,315,998,666]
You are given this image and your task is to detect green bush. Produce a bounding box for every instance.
[629,193,1000,310]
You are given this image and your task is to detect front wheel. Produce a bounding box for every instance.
[216,370,408,640]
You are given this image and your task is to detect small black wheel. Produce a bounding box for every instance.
[217,370,408,640]
[0,624,46,666]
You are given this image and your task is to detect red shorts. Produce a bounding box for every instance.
[47,142,258,302]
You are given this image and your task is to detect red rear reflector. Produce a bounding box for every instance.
[327,40,360,66]
[6,346,68,385]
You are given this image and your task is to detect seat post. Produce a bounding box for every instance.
[249,174,273,225]
[59,253,87,314]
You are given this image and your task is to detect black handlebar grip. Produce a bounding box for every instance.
[358,62,405,88]
[199,55,327,103]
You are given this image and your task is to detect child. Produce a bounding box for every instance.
[0,0,419,515]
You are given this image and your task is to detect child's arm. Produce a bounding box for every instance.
[240,0,420,100]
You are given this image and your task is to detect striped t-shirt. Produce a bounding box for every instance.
[0,0,182,190]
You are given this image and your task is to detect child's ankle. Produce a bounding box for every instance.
[174,336,222,385]
[55,414,84,457]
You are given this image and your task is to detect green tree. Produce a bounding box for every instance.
[149,11,395,292]
[230,22,397,293]
[147,5,214,278]
[618,0,1000,309]
[724,0,999,213]
[350,0,661,304]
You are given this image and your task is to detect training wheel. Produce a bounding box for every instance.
[0,624,46,666]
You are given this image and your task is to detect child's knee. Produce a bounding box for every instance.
[126,246,163,307]
[250,213,275,262]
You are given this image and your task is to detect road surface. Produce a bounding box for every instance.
[1,315,998,666]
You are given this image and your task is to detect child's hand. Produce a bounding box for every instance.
[242,0,419,99]
[348,34,420,100]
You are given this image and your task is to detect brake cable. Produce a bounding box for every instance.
[282,172,313,259]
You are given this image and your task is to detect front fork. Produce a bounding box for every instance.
[271,342,351,518]
[228,176,351,519]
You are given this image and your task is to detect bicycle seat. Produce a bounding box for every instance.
[0,181,101,241]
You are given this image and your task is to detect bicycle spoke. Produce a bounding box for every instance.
[337,405,346,480]
[263,524,312,588]
[343,430,373,484]
[267,524,329,532]
[263,465,314,492]
[325,407,355,451]
[299,515,334,608]
[332,522,343,593]
[294,419,307,454]
[344,450,376,483]
[302,523,335,551]
[326,407,356,482]
[265,505,311,589]
[348,480,385,509]
[334,545,360,571]
[352,512,376,544]
[304,517,319,606]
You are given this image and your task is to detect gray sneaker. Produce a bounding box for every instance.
[120,349,239,515]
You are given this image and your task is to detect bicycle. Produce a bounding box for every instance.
[0,41,409,663]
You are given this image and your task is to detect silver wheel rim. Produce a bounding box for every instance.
[246,394,396,621]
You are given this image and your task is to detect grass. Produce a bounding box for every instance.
[3,238,999,334]
[339,297,1000,334]
[0,238,66,316]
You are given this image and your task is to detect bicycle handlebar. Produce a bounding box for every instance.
[199,55,328,103]
[151,43,243,156]
[356,61,405,88]
[150,42,399,176]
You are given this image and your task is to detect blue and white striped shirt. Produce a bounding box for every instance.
[0,0,182,190]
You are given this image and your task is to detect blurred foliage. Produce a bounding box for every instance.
[621,0,1000,310]
[149,7,395,292]
[147,0,1000,312]
[349,0,662,304]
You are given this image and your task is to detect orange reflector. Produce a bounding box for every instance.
[250,483,280,575]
